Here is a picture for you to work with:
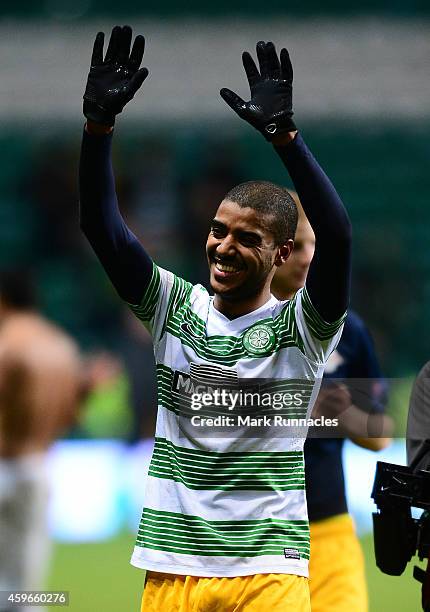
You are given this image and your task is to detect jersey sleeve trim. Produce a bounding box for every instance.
[126,262,161,323]
[163,275,194,331]
[301,286,346,341]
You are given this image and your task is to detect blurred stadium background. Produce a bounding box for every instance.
[0,1,429,610]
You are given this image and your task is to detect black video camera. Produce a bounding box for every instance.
[371,461,430,611]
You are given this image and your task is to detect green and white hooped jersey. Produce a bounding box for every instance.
[129,264,345,578]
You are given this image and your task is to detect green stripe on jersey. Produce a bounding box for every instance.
[162,274,194,337]
[301,286,346,341]
[165,304,304,367]
[156,364,178,413]
[136,508,310,559]
[148,437,305,491]
[127,263,161,324]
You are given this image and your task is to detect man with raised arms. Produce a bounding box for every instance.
[79,25,351,611]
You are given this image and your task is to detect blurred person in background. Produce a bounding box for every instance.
[79,25,352,611]
[272,198,393,612]
[0,269,82,611]
[119,309,157,441]
[0,269,118,611]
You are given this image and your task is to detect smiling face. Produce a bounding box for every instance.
[206,199,293,316]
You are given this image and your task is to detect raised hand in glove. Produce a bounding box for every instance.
[83,25,148,127]
[220,41,296,141]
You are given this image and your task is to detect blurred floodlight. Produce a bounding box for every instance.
[343,439,406,535]
[47,440,125,541]
[44,438,406,542]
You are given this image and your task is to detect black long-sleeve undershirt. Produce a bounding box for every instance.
[79,129,152,305]
[275,134,351,323]
[79,129,351,321]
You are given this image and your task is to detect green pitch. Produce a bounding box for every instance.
[362,533,422,612]
[47,532,422,611]
[47,532,144,611]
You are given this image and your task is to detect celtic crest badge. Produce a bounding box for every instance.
[242,323,276,355]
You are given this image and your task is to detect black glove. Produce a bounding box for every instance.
[220,41,296,141]
[83,25,149,127]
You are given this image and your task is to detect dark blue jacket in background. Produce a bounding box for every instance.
[305,310,387,522]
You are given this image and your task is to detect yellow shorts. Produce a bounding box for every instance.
[141,571,310,612]
[309,513,368,612]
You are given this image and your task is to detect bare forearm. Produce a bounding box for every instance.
[351,435,392,452]
[337,405,394,448]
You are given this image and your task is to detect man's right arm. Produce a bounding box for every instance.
[79,125,153,305]
[79,25,152,305]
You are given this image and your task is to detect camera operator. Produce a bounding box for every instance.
[371,360,430,612]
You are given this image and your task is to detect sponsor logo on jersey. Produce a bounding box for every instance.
[172,365,238,397]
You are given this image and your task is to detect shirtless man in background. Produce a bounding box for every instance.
[0,269,82,610]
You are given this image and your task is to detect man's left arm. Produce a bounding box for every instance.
[220,41,351,325]
[347,320,393,450]
[314,320,393,449]
[273,133,351,324]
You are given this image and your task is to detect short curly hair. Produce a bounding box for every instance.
[224,180,298,246]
